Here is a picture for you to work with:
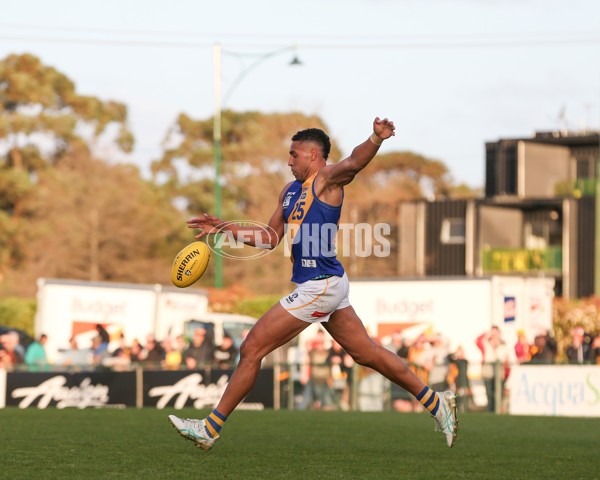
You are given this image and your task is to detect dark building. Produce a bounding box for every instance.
[398,131,599,299]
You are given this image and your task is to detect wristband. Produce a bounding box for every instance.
[369,133,383,146]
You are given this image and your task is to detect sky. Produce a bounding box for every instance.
[1,0,599,189]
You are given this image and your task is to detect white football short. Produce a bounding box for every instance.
[280,273,351,323]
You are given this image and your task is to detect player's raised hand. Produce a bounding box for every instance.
[373,117,395,140]
[187,214,225,238]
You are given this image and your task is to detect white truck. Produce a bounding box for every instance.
[347,275,555,364]
[34,278,256,363]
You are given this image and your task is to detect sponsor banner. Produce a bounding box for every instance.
[5,371,136,409]
[508,365,600,417]
[1,368,274,409]
[143,369,273,410]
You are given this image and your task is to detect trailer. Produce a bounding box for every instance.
[347,276,555,363]
[34,278,217,363]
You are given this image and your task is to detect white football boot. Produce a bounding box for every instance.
[433,391,458,448]
[168,415,217,451]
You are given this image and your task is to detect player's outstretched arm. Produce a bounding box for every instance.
[323,117,395,188]
[186,182,291,249]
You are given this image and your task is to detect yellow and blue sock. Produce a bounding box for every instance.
[204,409,227,438]
[416,386,440,415]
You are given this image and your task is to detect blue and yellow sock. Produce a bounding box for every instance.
[204,409,227,438]
[416,386,440,415]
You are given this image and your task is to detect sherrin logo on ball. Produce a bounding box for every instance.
[171,241,210,288]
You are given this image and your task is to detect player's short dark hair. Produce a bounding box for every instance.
[292,128,331,159]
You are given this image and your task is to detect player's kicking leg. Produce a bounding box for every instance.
[325,306,458,447]
[169,302,308,450]
[168,416,217,450]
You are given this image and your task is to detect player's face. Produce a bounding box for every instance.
[288,140,315,181]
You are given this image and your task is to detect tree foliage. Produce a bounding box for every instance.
[0,297,36,336]
[0,53,134,282]
[6,146,188,296]
[0,54,187,298]
[153,110,336,218]
[553,296,600,360]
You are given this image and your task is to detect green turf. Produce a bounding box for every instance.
[1,408,599,480]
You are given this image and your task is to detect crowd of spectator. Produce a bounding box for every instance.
[98,326,241,371]
[289,323,600,412]
[1,323,599,387]
[0,325,241,372]
[287,327,467,412]
[508,326,600,366]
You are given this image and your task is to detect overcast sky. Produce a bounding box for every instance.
[1,0,599,188]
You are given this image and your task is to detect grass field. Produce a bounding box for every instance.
[1,408,599,480]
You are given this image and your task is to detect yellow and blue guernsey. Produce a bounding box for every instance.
[282,172,345,283]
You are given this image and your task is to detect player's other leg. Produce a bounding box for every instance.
[169,302,309,449]
[325,306,458,447]
[168,416,217,451]
[432,390,458,447]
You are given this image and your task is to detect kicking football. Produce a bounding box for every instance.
[171,241,210,288]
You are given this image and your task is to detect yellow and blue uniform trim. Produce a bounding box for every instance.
[417,386,440,415]
[205,409,227,438]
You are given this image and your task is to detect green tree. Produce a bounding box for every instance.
[154,110,336,218]
[6,146,187,296]
[0,53,133,283]
[0,297,36,335]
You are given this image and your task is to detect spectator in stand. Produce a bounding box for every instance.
[407,334,431,395]
[129,338,143,363]
[328,339,354,410]
[0,345,11,369]
[112,348,132,370]
[545,330,558,359]
[174,334,187,357]
[427,333,450,392]
[95,324,110,352]
[162,337,182,370]
[111,334,127,357]
[288,338,313,410]
[142,334,165,365]
[1,331,24,367]
[103,336,131,371]
[529,334,555,364]
[307,330,335,410]
[183,328,214,369]
[58,336,88,367]
[388,333,414,412]
[446,346,468,402]
[590,334,600,365]
[357,335,386,412]
[91,335,110,366]
[25,334,48,371]
[476,326,512,412]
[566,326,591,364]
[214,333,239,368]
[514,330,531,364]
[385,330,410,358]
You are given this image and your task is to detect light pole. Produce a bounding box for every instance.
[213,44,223,288]
[595,129,600,295]
[212,43,301,288]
